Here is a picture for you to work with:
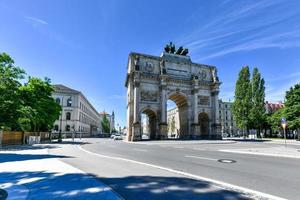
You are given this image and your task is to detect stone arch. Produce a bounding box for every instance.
[198,112,209,138]
[167,91,189,138]
[140,107,158,140]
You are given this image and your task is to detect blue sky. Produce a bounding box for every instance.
[1,0,300,126]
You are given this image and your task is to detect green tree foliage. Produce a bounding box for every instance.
[267,108,285,132]
[232,66,252,131]
[19,77,61,132]
[0,52,61,132]
[0,53,25,130]
[249,68,266,131]
[101,114,110,133]
[285,83,300,131]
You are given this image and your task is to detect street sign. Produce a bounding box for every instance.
[281,118,287,124]
[281,117,287,148]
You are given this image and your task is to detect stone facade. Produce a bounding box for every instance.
[52,84,101,135]
[125,51,222,141]
[218,100,237,137]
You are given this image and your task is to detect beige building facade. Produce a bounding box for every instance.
[125,51,222,141]
[52,84,101,135]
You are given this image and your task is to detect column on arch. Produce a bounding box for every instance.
[159,85,168,139]
[131,82,141,141]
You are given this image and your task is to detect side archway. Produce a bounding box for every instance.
[140,108,157,140]
[198,112,209,138]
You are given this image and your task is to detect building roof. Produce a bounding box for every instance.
[52,84,101,118]
[53,84,80,94]
[265,101,284,113]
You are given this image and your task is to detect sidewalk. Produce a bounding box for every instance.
[0,143,122,200]
[220,146,300,159]
[125,140,236,145]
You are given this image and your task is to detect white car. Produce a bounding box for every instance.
[113,134,123,140]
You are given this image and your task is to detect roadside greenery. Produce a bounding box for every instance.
[101,114,111,133]
[232,66,265,135]
[0,52,61,132]
[233,66,299,138]
[268,84,300,137]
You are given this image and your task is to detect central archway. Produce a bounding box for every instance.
[141,108,157,140]
[167,92,188,139]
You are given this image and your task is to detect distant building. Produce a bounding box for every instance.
[99,111,115,133]
[52,84,101,135]
[265,101,284,114]
[167,107,180,138]
[218,100,237,137]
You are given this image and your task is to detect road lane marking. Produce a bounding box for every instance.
[192,148,207,151]
[219,149,300,159]
[132,148,148,152]
[185,155,218,161]
[78,145,286,200]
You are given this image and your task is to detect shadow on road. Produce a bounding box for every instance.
[0,141,91,151]
[0,171,251,200]
[97,175,250,200]
[0,153,72,163]
[0,171,114,200]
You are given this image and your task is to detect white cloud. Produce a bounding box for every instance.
[25,16,48,25]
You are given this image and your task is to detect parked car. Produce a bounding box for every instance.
[113,134,123,140]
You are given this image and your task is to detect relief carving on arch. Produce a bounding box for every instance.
[198,95,210,106]
[141,90,158,102]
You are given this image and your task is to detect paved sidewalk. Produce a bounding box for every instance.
[0,144,122,200]
[220,146,300,159]
[125,139,236,145]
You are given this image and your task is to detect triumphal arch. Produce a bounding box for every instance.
[125,44,222,141]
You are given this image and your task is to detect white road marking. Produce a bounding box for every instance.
[185,155,218,161]
[132,148,148,152]
[192,148,207,151]
[219,149,300,159]
[78,145,286,200]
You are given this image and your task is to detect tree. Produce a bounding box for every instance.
[0,53,25,130]
[101,114,110,133]
[232,66,252,134]
[19,77,61,132]
[249,68,266,134]
[267,108,285,135]
[0,52,60,132]
[284,83,300,137]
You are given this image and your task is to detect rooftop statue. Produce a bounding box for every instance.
[164,42,189,56]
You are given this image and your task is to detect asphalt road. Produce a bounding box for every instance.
[50,139,300,200]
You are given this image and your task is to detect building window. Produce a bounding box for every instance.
[67,97,72,107]
[55,98,60,104]
[65,125,70,131]
[54,125,59,131]
[66,112,71,120]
